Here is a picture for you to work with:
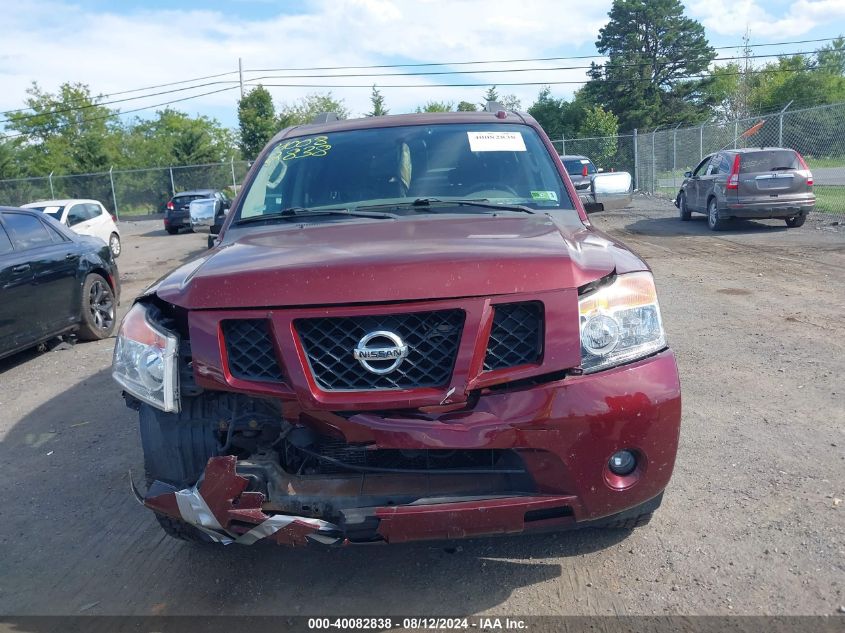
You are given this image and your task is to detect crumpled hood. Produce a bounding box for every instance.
[150,214,647,309]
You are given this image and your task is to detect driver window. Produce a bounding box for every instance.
[66,205,87,226]
[692,157,711,177]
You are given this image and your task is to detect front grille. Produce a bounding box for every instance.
[295,310,464,391]
[309,439,528,476]
[222,319,284,382]
[483,302,543,371]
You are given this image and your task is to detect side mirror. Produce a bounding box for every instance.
[684,171,693,178]
[589,171,633,212]
[210,224,221,235]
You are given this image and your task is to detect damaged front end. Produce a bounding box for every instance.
[134,390,582,547]
[117,267,680,547]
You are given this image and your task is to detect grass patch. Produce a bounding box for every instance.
[806,157,845,169]
[813,185,845,215]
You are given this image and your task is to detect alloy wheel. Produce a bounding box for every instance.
[89,280,115,331]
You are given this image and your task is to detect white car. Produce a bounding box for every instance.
[22,199,121,257]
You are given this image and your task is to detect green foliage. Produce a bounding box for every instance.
[237,85,278,160]
[416,101,454,113]
[124,108,235,166]
[368,85,389,116]
[817,36,845,76]
[6,82,123,174]
[483,86,499,103]
[583,0,716,130]
[0,140,20,180]
[578,106,619,166]
[456,101,477,112]
[278,92,350,126]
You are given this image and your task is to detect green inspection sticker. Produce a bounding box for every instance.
[530,190,558,201]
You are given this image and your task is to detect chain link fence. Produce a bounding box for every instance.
[0,159,251,217]
[552,101,845,224]
[2,103,844,222]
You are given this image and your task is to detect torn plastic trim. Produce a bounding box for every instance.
[144,455,343,546]
[173,486,339,545]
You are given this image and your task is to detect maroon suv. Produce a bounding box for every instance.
[112,109,682,547]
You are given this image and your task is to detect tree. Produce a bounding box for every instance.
[278,92,350,127]
[456,101,477,112]
[500,94,522,111]
[483,86,499,104]
[368,85,389,116]
[577,105,619,167]
[527,87,594,144]
[238,85,277,160]
[0,140,20,180]
[5,82,122,174]
[416,101,454,113]
[124,108,235,166]
[817,36,845,76]
[583,0,716,130]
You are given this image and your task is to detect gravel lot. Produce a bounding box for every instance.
[0,199,842,616]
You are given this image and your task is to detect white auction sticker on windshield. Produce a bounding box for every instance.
[468,131,527,152]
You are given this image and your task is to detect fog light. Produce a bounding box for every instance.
[609,450,637,475]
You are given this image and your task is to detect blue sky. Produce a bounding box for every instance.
[1,0,843,131]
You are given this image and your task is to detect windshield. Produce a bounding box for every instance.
[238,123,574,221]
[562,158,596,176]
[30,205,65,220]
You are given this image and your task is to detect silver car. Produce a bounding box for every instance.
[675,147,815,230]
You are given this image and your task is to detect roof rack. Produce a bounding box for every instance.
[311,112,339,124]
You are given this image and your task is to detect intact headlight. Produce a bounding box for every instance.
[578,271,666,373]
[112,303,180,412]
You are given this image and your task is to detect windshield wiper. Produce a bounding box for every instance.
[235,207,398,225]
[360,198,536,214]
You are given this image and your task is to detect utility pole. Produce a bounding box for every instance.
[239,58,244,99]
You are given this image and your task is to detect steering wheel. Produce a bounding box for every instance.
[462,182,520,197]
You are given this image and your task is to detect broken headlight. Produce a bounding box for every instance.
[112,303,180,412]
[578,271,666,373]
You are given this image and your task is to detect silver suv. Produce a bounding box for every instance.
[675,147,815,230]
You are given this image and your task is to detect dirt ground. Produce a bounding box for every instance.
[0,198,842,616]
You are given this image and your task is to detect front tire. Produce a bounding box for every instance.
[77,274,116,340]
[140,403,219,543]
[678,193,691,221]
[707,198,727,231]
[785,214,806,228]
[109,233,121,258]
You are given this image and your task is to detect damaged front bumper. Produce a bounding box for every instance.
[141,349,681,547]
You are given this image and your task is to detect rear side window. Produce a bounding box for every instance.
[2,213,54,251]
[85,203,104,218]
[0,224,12,255]
[717,154,732,174]
[739,150,799,173]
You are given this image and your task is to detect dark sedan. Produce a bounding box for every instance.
[164,189,230,234]
[0,207,120,361]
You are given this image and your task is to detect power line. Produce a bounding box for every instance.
[0,70,241,118]
[0,35,837,126]
[244,51,818,82]
[0,80,241,126]
[1,50,820,127]
[248,64,816,90]
[243,36,840,72]
[0,86,240,140]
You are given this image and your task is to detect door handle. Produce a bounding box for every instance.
[65,253,79,260]
[12,264,30,273]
